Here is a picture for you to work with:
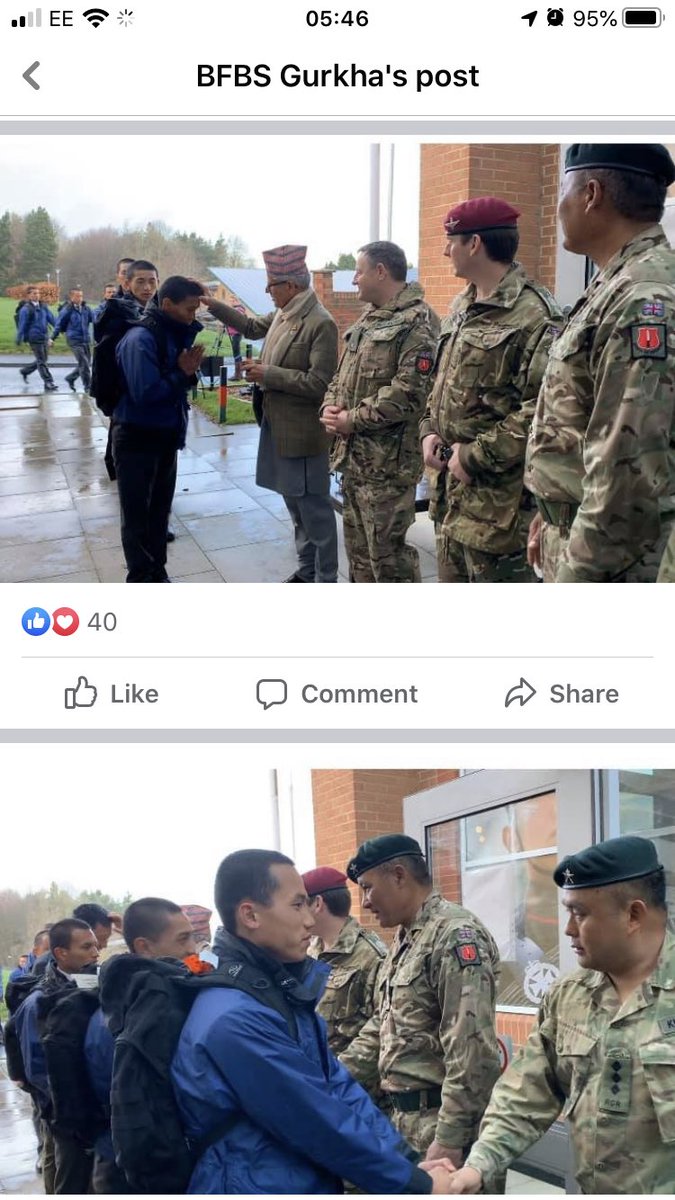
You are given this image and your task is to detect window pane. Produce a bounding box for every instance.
[428,792,560,1011]
[617,770,675,922]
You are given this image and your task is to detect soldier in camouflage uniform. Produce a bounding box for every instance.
[340,835,501,1168]
[657,525,675,581]
[302,866,386,1057]
[420,198,561,583]
[525,143,675,582]
[447,836,675,1195]
[320,241,440,582]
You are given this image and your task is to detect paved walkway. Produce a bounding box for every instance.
[0,371,440,584]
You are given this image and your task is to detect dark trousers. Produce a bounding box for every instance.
[23,340,55,385]
[112,422,178,582]
[92,1153,131,1194]
[65,340,92,390]
[53,1136,93,1194]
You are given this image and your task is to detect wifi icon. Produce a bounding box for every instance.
[83,7,109,25]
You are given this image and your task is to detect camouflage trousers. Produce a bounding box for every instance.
[542,516,675,582]
[342,480,421,582]
[436,531,537,583]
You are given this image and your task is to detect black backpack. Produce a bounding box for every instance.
[104,956,298,1194]
[14,300,40,338]
[3,970,43,1092]
[41,988,107,1147]
[91,309,169,418]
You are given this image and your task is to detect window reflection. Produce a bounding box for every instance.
[428,792,560,1010]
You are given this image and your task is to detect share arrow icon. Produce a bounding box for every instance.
[521,11,538,25]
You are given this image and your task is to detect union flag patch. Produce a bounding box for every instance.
[415,351,434,376]
[454,942,482,968]
[630,323,667,359]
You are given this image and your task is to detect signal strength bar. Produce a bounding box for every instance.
[11,9,42,26]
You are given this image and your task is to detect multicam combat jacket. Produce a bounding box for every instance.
[419,263,561,554]
[339,891,501,1150]
[309,916,387,1056]
[466,930,675,1194]
[525,225,675,581]
[321,283,440,487]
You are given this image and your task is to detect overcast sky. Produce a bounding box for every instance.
[0,135,422,269]
[2,753,311,915]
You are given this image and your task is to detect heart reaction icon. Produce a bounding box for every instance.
[52,608,80,637]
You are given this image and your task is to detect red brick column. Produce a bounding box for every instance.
[311,769,459,927]
[419,144,561,315]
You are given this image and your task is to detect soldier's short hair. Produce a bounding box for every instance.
[318,888,352,919]
[215,849,295,934]
[379,854,431,885]
[460,228,519,265]
[573,167,667,223]
[49,918,92,952]
[610,867,667,913]
[358,241,408,282]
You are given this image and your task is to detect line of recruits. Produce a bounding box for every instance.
[5,831,674,1194]
[55,142,675,584]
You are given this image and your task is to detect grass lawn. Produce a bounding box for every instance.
[0,297,243,356]
[191,383,257,425]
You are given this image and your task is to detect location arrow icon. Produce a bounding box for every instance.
[521,11,538,26]
[23,61,40,90]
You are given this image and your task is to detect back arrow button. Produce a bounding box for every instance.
[23,61,40,91]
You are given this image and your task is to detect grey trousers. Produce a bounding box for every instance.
[284,493,338,582]
[65,340,92,390]
[22,341,55,385]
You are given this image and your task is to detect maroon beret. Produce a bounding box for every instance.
[444,197,520,237]
[302,867,349,897]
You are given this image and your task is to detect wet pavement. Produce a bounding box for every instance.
[0,364,440,584]
[0,1050,42,1194]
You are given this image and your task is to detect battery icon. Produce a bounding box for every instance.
[622,7,662,24]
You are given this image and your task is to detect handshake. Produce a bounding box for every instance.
[421,1158,482,1195]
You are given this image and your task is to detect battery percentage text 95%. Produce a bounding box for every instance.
[574,10,618,23]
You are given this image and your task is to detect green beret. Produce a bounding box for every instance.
[554,835,663,890]
[565,143,675,185]
[346,834,425,883]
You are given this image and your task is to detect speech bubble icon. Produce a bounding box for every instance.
[256,678,288,711]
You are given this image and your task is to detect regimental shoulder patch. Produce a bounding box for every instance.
[630,323,667,359]
[415,350,434,376]
[641,300,666,318]
[658,1015,675,1037]
[454,942,482,968]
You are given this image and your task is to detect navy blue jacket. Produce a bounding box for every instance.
[14,983,51,1110]
[115,308,201,448]
[171,937,431,1195]
[16,303,55,344]
[54,303,94,344]
[84,1006,115,1160]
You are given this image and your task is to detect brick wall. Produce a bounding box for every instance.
[419,144,561,315]
[311,769,459,930]
[313,270,365,338]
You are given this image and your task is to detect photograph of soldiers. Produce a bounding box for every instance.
[201,245,339,583]
[447,836,675,1194]
[526,143,675,581]
[340,835,501,1168]
[303,866,386,1057]
[421,199,561,582]
[320,241,439,581]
